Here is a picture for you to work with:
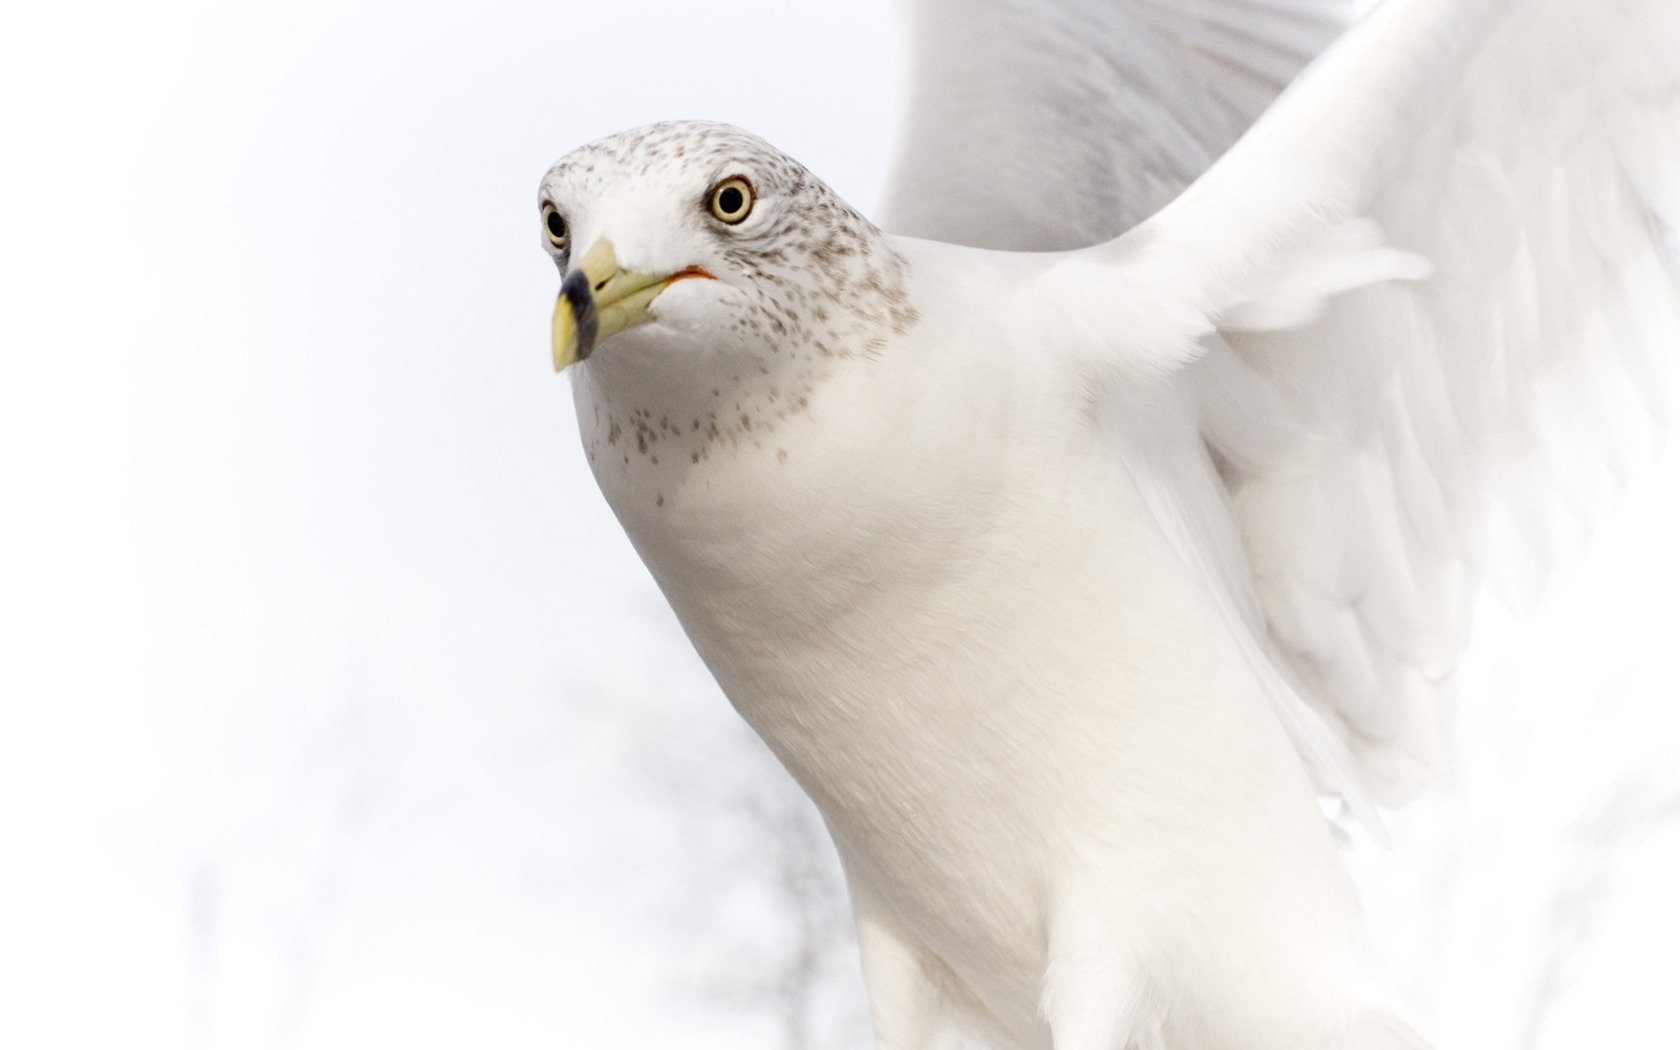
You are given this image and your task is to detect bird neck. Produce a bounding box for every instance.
[574,245,1080,641]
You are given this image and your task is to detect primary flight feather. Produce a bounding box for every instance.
[536,0,1680,1046]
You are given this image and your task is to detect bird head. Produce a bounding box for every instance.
[537,121,917,376]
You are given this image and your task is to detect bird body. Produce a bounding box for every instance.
[570,235,1406,1046]
[538,0,1680,1044]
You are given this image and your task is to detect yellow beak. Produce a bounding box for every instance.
[551,238,712,371]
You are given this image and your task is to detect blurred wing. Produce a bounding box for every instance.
[1094,0,1680,804]
[880,0,1353,250]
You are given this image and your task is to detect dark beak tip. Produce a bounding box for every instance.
[560,269,600,361]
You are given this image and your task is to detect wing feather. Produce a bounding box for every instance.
[883,0,1678,810]
[1098,0,1680,803]
[880,0,1353,250]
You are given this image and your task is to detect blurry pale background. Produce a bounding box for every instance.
[1,2,1676,1048]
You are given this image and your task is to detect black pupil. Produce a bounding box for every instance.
[546,210,566,240]
[718,185,744,216]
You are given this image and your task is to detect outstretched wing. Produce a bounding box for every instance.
[1090,0,1680,804]
[880,0,1353,250]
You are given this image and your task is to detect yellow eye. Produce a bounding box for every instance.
[541,202,569,250]
[708,176,754,225]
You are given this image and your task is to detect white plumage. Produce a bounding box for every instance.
[537,0,1680,1046]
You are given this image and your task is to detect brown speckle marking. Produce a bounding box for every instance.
[538,119,923,465]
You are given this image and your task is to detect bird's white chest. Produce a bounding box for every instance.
[570,272,1359,1034]
[588,379,1262,1021]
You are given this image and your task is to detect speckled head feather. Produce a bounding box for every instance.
[538,121,918,477]
[539,121,917,354]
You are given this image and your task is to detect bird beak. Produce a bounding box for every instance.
[551,237,714,371]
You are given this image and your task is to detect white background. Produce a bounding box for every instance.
[2,2,1676,1047]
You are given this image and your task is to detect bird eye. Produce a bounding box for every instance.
[541,202,569,250]
[708,177,754,225]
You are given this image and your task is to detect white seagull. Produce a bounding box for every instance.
[536,0,1680,1046]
